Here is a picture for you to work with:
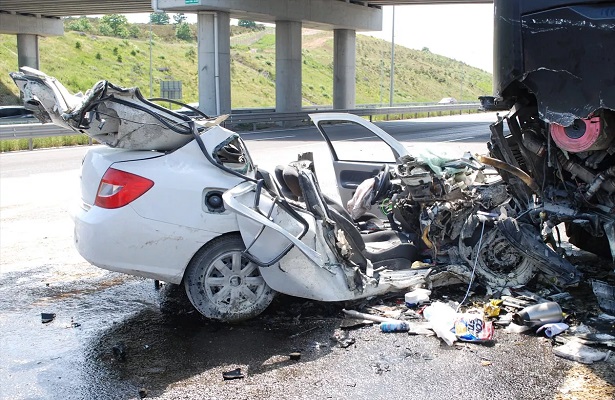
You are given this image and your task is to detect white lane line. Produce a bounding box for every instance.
[338,136,375,142]
[241,126,312,135]
[252,135,296,141]
[444,136,475,142]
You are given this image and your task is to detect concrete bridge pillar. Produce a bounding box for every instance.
[333,29,356,110]
[197,11,231,116]
[17,34,40,70]
[275,20,302,113]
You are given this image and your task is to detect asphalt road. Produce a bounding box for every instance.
[1,113,613,400]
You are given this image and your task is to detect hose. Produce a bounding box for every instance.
[477,155,541,194]
[556,152,615,195]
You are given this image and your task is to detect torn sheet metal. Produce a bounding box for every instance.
[224,179,431,302]
[592,280,615,315]
[10,67,226,151]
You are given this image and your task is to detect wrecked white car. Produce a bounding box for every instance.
[11,67,585,322]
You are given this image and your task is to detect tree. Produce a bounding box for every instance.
[100,14,129,38]
[150,12,170,25]
[238,19,257,29]
[173,13,187,25]
[66,17,93,33]
[175,22,192,41]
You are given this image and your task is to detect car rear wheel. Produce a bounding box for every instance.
[184,234,275,322]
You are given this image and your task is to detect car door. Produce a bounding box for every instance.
[309,113,409,211]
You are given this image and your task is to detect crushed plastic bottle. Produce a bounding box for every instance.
[380,320,410,333]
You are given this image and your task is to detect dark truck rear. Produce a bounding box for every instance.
[482,0,615,261]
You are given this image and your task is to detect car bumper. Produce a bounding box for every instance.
[72,203,220,284]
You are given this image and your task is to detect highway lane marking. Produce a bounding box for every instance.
[444,136,475,142]
[338,136,376,142]
[252,135,296,141]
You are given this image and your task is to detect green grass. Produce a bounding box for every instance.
[0,22,492,151]
[1,25,491,107]
[0,134,92,152]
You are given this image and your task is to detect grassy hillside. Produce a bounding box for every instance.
[0,24,491,108]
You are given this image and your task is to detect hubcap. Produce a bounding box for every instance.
[203,251,267,312]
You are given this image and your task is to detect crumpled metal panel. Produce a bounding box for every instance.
[10,67,223,151]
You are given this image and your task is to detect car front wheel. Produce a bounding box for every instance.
[184,234,275,322]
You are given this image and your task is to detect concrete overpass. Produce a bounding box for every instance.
[0,0,492,115]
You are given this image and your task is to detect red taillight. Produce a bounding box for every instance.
[94,168,154,209]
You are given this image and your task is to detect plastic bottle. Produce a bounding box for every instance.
[380,320,410,333]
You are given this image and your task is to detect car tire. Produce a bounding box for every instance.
[184,234,275,322]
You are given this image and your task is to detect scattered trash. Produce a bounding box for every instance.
[368,305,403,320]
[340,318,374,330]
[69,317,80,328]
[501,295,533,309]
[483,299,503,317]
[481,360,492,366]
[512,301,563,328]
[41,313,56,324]
[423,302,458,346]
[405,289,431,307]
[406,321,435,336]
[380,320,410,333]
[112,342,126,362]
[222,368,245,380]
[454,311,494,342]
[411,261,431,270]
[289,352,301,361]
[552,341,612,364]
[536,322,569,338]
[342,309,397,323]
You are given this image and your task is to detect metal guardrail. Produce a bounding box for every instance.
[0,103,481,144]
[224,103,480,130]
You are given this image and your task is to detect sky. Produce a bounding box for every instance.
[365,5,494,73]
[124,4,494,73]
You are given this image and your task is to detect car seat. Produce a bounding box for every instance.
[295,168,419,271]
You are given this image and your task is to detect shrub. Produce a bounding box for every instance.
[175,22,192,41]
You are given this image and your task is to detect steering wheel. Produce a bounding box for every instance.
[371,164,392,205]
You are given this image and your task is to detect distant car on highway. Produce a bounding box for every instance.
[438,97,457,104]
[0,105,37,124]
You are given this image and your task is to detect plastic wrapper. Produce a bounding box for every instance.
[454,311,494,341]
